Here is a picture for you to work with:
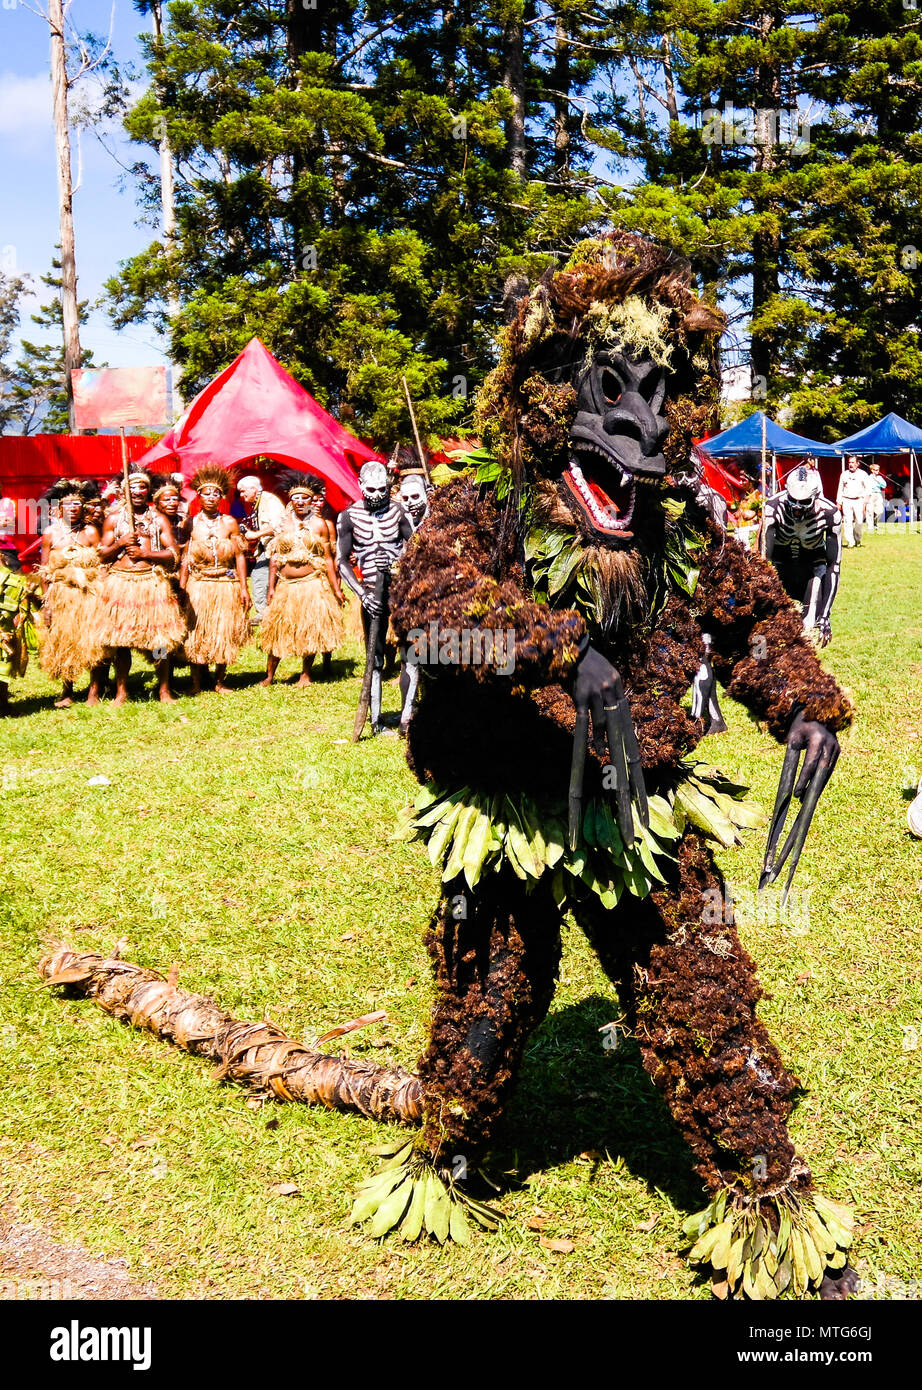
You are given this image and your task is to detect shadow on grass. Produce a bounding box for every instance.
[3,692,74,717]
[494,993,704,1216]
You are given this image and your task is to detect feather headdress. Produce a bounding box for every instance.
[191,464,232,496]
[279,469,323,497]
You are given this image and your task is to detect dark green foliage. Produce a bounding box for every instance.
[107,1,600,445]
[108,2,922,443]
[9,263,96,436]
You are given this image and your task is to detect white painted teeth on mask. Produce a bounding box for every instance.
[567,463,631,531]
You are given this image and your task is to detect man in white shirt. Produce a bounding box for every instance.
[237,475,286,620]
[836,455,872,547]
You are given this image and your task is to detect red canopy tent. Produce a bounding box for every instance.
[697,449,750,503]
[138,338,375,512]
[0,433,154,565]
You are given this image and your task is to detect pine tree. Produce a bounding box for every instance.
[594,1,922,431]
[0,269,29,433]
[105,1,600,445]
[12,265,95,435]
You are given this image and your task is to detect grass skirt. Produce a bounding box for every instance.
[40,570,105,682]
[260,573,344,658]
[93,566,187,656]
[183,573,250,666]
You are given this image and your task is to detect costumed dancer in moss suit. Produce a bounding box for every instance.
[49,234,859,1300]
[373,233,855,1297]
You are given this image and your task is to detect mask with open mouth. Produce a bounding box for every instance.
[562,348,669,544]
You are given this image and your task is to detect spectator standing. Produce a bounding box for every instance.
[0,483,21,572]
[836,455,872,547]
[865,462,886,532]
[237,474,285,623]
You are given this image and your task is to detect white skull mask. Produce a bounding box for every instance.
[399,476,429,525]
[360,462,390,513]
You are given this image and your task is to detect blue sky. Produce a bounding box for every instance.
[1,0,162,368]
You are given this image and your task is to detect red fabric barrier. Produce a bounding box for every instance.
[0,434,154,565]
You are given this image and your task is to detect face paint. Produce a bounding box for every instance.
[399,477,429,525]
[359,462,390,513]
[197,484,224,513]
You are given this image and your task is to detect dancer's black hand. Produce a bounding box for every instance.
[569,645,647,849]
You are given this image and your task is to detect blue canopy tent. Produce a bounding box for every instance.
[699,411,839,521]
[833,412,922,527]
[834,411,922,455]
[701,410,840,459]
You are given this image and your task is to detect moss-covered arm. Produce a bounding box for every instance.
[691,521,853,741]
[390,479,585,687]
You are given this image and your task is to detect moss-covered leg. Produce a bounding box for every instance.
[350,868,563,1245]
[417,867,563,1167]
[577,829,857,1299]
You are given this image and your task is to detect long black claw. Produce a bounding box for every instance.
[759,743,801,889]
[568,709,590,852]
[620,708,648,829]
[604,705,634,848]
[773,752,838,903]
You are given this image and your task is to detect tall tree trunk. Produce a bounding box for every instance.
[150,2,181,413]
[286,1,328,255]
[48,0,81,432]
[750,12,783,397]
[442,2,457,98]
[661,33,678,124]
[503,16,527,177]
[552,13,570,181]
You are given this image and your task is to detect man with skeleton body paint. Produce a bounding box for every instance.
[336,461,414,734]
[763,465,842,646]
[396,472,432,733]
[689,466,842,729]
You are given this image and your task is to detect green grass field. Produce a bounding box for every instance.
[2,535,921,1301]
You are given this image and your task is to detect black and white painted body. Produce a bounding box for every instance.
[337,462,414,732]
[397,473,432,730]
[690,633,728,734]
[763,486,842,645]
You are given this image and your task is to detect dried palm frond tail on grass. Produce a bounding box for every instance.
[38,944,423,1125]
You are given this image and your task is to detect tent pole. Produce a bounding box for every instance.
[913,451,918,534]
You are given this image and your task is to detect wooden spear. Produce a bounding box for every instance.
[401,376,431,484]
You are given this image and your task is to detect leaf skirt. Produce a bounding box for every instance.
[39,573,106,681]
[395,762,766,910]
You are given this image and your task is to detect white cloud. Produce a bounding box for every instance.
[0,70,50,137]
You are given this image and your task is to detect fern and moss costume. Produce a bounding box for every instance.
[382,234,854,1298]
[42,234,857,1299]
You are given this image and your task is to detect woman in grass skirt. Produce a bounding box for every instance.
[94,470,186,704]
[179,466,250,695]
[38,478,106,707]
[260,473,345,686]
